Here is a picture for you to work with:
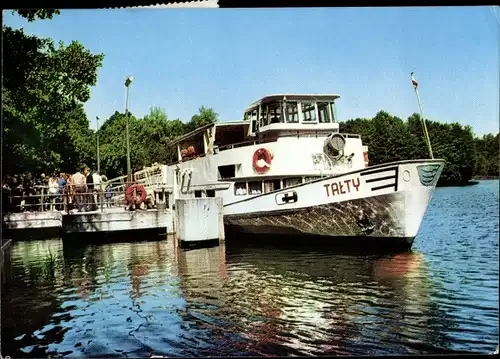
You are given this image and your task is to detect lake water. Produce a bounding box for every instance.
[2,180,498,357]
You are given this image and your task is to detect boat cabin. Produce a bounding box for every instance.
[171,94,342,163]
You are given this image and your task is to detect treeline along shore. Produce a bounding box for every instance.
[3,10,499,188]
[339,111,499,186]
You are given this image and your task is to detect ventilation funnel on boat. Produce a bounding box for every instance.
[323,133,346,161]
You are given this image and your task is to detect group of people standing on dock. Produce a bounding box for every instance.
[2,166,114,213]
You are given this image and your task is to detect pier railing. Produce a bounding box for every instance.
[104,165,166,202]
[3,183,163,214]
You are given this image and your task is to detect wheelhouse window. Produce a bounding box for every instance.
[248,181,262,195]
[283,177,302,188]
[235,182,247,196]
[268,103,282,124]
[330,102,337,122]
[284,102,299,123]
[259,105,269,127]
[246,109,259,132]
[300,102,317,123]
[317,102,331,123]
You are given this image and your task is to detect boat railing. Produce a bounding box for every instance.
[214,132,361,152]
[105,165,166,195]
[216,137,276,152]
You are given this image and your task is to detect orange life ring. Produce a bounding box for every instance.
[125,184,147,205]
[252,148,273,174]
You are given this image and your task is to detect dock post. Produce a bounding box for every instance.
[174,197,224,247]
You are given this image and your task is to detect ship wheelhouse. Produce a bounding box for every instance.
[243,94,341,138]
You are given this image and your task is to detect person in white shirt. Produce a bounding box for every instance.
[71,166,87,212]
[48,174,59,211]
[92,170,102,208]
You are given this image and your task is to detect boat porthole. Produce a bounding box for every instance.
[403,170,411,182]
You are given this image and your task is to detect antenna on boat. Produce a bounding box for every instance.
[411,72,434,159]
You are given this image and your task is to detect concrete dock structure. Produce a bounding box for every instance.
[174,198,225,246]
[3,208,175,240]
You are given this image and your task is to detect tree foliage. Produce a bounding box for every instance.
[96,106,219,179]
[473,133,500,178]
[3,11,104,176]
[340,112,496,186]
[14,9,61,22]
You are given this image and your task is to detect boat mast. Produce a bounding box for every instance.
[411,72,434,159]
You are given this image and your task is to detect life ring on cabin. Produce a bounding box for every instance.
[252,148,273,174]
[125,184,147,205]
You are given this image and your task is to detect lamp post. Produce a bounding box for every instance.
[124,76,133,183]
[96,116,101,175]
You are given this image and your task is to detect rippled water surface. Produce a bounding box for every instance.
[2,180,498,356]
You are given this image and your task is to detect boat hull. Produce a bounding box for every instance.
[223,159,444,249]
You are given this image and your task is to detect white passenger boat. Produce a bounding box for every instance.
[166,94,444,249]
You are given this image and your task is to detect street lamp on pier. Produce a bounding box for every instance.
[96,116,101,175]
[124,76,133,183]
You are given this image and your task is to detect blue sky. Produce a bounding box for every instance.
[4,7,499,135]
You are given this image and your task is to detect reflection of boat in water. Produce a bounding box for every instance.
[219,243,457,355]
[373,252,425,280]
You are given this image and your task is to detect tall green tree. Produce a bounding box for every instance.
[3,10,104,176]
[184,106,219,133]
[473,133,500,177]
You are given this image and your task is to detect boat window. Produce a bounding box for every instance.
[285,102,299,123]
[218,165,236,179]
[330,102,337,122]
[248,181,262,195]
[206,190,215,197]
[304,176,321,183]
[268,103,282,124]
[194,190,203,198]
[234,182,247,196]
[283,177,302,188]
[301,102,317,123]
[250,109,259,132]
[259,105,270,127]
[246,109,259,132]
[317,102,331,123]
[263,179,282,193]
